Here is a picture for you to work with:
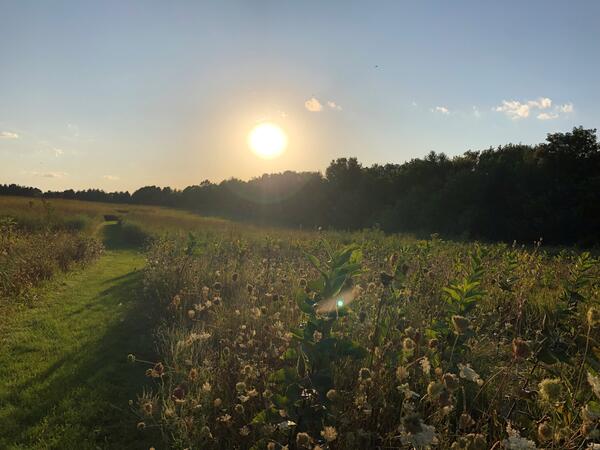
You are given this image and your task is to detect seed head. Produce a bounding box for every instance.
[539,378,562,403]
[321,426,337,442]
[326,389,338,401]
[538,422,552,441]
[442,373,460,392]
[403,337,416,352]
[588,306,600,328]
[296,432,311,448]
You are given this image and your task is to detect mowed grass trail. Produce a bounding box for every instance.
[0,224,159,449]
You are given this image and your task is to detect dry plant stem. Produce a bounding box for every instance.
[574,323,591,396]
[369,289,388,368]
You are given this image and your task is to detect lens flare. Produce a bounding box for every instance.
[315,287,360,315]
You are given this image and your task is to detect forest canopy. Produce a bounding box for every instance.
[2,126,599,245]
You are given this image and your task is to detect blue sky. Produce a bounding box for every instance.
[1,0,599,191]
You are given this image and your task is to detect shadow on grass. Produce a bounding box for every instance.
[0,268,162,449]
[102,222,148,251]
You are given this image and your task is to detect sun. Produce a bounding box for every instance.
[248,122,287,159]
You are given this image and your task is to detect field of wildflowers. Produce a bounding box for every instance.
[131,228,600,449]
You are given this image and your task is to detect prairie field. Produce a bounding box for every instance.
[1,196,599,449]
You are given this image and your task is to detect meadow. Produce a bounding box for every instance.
[1,196,599,449]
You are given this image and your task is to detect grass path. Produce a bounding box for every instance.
[0,225,160,449]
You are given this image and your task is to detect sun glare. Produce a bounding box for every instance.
[248,123,287,159]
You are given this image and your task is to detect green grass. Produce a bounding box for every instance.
[0,224,160,449]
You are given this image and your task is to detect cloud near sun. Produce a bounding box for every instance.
[304,97,342,112]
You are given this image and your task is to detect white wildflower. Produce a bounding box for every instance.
[458,363,483,385]
[503,423,537,449]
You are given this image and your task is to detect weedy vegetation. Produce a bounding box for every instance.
[1,195,599,449]
[132,226,600,449]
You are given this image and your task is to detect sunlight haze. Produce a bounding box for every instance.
[1,0,599,191]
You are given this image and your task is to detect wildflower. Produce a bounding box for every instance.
[321,426,337,442]
[267,443,276,450]
[512,338,531,360]
[537,422,552,441]
[588,306,600,328]
[235,404,245,414]
[326,389,337,401]
[187,309,195,319]
[427,381,444,398]
[236,381,247,392]
[459,412,473,429]
[400,416,437,447]
[172,294,181,307]
[137,421,146,430]
[359,367,372,381]
[451,315,470,335]
[143,402,153,415]
[402,337,416,352]
[313,330,322,342]
[396,366,409,381]
[503,422,537,449]
[172,385,186,402]
[188,368,198,381]
[202,381,211,392]
[152,362,165,377]
[296,432,311,448]
[420,357,431,375]
[443,373,460,391]
[538,378,562,403]
[587,372,600,399]
[239,425,250,436]
[213,398,222,408]
[217,414,232,423]
[458,363,483,385]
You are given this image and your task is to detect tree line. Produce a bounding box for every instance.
[2,126,599,245]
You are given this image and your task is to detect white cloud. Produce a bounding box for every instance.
[495,97,573,120]
[434,106,450,114]
[0,131,19,139]
[537,112,559,120]
[52,148,64,157]
[103,175,119,181]
[558,103,574,113]
[326,100,342,111]
[528,97,552,109]
[495,100,531,119]
[304,97,323,112]
[473,106,481,118]
[411,101,418,107]
[26,171,68,178]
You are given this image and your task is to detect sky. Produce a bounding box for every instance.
[1,0,599,192]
